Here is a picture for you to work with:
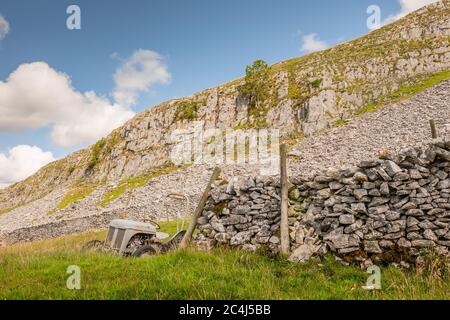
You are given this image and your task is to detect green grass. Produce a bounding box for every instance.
[334,119,349,127]
[0,228,449,300]
[99,164,186,207]
[310,78,322,89]
[391,70,450,97]
[355,70,450,116]
[55,185,97,211]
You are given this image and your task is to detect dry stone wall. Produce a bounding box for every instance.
[195,140,450,267]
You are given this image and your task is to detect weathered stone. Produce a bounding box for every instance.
[339,214,355,225]
[411,240,435,248]
[369,197,390,207]
[221,215,248,226]
[382,160,402,177]
[406,216,419,228]
[317,188,331,199]
[423,229,438,241]
[364,241,382,254]
[385,211,400,221]
[368,205,389,215]
[380,182,390,195]
[230,231,254,246]
[418,220,437,230]
[214,233,229,243]
[269,236,280,244]
[351,202,367,214]
[324,233,360,250]
[406,209,424,217]
[437,179,450,190]
[234,205,251,215]
[358,160,379,169]
[377,168,392,181]
[362,182,377,189]
[211,220,226,233]
[353,189,368,200]
[397,238,412,248]
[368,189,381,197]
[329,181,344,190]
[288,244,318,262]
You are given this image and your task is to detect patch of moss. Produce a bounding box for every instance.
[354,70,450,117]
[99,163,187,207]
[55,184,97,211]
[310,78,323,89]
[334,119,349,127]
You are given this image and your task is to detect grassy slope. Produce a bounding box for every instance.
[0,226,449,300]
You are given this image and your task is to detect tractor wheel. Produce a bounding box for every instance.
[132,245,157,257]
[81,240,103,253]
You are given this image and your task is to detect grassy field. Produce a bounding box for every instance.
[0,223,449,300]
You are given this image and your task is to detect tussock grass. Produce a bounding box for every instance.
[1,229,449,300]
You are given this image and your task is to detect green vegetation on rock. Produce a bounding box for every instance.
[355,70,450,116]
[99,163,186,207]
[87,139,106,171]
[240,60,271,109]
[55,184,98,211]
[310,78,323,89]
[175,99,206,121]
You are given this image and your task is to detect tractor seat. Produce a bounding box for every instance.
[110,219,157,232]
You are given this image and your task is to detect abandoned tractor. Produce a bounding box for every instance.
[81,168,220,258]
[81,193,188,257]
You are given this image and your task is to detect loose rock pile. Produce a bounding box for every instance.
[196,140,450,267]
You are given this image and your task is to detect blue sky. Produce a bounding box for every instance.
[0,0,437,186]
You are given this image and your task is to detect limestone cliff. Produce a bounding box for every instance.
[0,0,449,214]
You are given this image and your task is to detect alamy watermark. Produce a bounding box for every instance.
[66,265,81,290]
[170,121,280,176]
[66,5,81,30]
[363,265,382,290]
[367,5,381,30]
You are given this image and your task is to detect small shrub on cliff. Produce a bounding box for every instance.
[87,139,106,171]
[240,60,270,109]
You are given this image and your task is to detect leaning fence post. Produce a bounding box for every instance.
[178,167,221,250]
[430,119,438,139]
[279,144,290,256]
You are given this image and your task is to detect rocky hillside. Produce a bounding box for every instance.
[0,1,449,242]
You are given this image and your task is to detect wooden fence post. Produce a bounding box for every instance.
[178,167,221,250]
[430,119,438,139]
[279,144,290,256]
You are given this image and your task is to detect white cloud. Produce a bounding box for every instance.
[0,15,9,42]
[300,33,329,53]
[0,62,135,148]
[113,49,171,107]
[385,0,440,22]
[0,145,55,188]
[0,49,170,149]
